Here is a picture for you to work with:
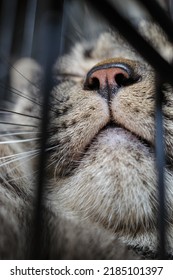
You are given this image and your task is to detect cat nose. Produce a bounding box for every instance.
[84,61,139,92]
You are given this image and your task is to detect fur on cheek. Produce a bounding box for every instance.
[111,86,155,143]
[47,86,110,176]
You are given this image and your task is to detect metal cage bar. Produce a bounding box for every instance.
[30,0,65,259]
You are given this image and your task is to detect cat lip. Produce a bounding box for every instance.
[102,121,153,149]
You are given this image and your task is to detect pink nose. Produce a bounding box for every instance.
[84,62,139,92]
[87,67,130,89]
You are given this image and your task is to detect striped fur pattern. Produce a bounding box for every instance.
[0,18,173,259]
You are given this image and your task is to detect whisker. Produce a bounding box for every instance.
[0,82,42,107]
[7,165,39,183]
[0,150,40,168]
[45,144,61,152]
[0,82,57,114]
[6,153,40,175]
[0,131,41,137]
[46,160,57,171]
[0,108,41,120]
[10,85,41,105]
[39,144,63,171]
[11,66,40,90]
[0,137,39,145]
[0,121,37,128]
[0,55,40,90]
[0,155,40,183]
[0,149,40,161]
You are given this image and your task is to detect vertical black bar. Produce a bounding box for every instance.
[155,79,166,259]
[31,0,64,259]
[168,0,173,20]
[21,0,38,57]
[137,0,168,259]
[0,0,18,100]
[137,0,173,259]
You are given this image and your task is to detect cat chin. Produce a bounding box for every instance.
[83,126,154,160]
[54,126,157,242]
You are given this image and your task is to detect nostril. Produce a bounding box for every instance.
[115,73,129,87]
[115,73,140,87]
[84,77,100,90]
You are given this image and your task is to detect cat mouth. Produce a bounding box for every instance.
[82,120,154,160]
[102,121,153,149]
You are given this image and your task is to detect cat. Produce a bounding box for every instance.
[1,5,173,259]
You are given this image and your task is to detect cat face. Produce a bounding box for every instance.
[11,21,173,258]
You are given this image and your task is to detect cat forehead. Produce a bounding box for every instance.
[72,31,135,56]
[68,30,141,64]
[92,31,128,51]
[79,31,129,51]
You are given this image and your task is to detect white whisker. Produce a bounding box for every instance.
[0,138,39,145]
[0,131,40,137]
[0,156,39,184]
[45,144,61,152]
[0,150,39,168]
[0,121,37,128]
[0,149,40,161]
[7,168,39,183]
[6,154,40,179]
[46,158,58,172]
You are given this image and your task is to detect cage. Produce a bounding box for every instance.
[0,0,173,260]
